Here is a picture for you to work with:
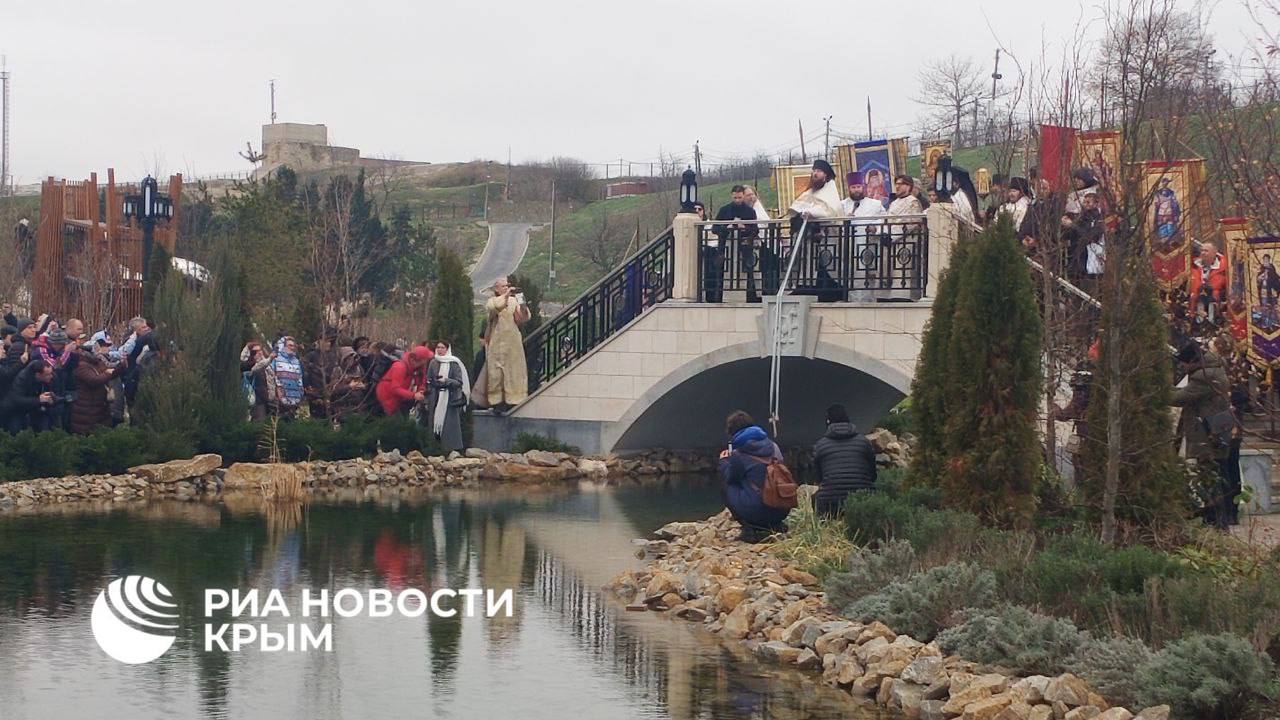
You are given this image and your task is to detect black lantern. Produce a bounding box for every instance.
[123,175,174,281]
[679,167,698,213]
[933,154,954,197]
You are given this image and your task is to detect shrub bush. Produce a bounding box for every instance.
[511,432,580,455]
[0,414,441,483]
[843,492,918,545]
[937,604,1088,677]
[825,539,917,608]
[1134,633,1278,720]
[1067,635,1155,710]
[844,562,997,641]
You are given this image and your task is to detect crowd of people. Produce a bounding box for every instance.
[0,307,159,436]
[0,274,535,454]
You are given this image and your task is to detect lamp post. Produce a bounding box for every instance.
[933,154,954,200]
[679,167,698,213]
[123,175,173,282]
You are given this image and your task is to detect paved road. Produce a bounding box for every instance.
[470,222,538,298]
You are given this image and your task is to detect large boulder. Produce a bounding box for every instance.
[223,462,305,491]
[523,450,565,468]
[478,461,579,483]
[129,454,221,484]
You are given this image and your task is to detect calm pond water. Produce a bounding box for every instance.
[0,477,890,720]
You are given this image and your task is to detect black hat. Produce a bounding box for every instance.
[14,317,33,332]
[812,159,836,181]
[1009,177,1033,196]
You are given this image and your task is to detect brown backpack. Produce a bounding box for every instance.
[749,455,798,510]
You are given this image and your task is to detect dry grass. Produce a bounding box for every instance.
[772,497,857,580]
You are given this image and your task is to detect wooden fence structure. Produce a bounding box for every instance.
[35,169,182,329]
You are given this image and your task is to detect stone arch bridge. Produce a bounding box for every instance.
[475,206,961,453]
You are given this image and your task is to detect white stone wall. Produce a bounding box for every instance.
[514,302,930,423]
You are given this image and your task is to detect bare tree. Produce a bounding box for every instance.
[368,154,410,210]
[581,205,629,273]
[913,54,988,143]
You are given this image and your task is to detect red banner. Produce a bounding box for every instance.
[1039,125,1078,192]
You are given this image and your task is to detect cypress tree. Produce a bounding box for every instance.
[1080,243,1182,533]
[142,240,172,319]
[940,214,1044,527]
[428,247,475,367]
[910,237,972,486]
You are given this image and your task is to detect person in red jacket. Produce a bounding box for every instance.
[376,345,433,416]
[1189,242,1229,325]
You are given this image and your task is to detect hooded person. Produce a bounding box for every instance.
[717,411,791,541]
[1064,167,1100,216]
[426,340,471,452]
[1002,176,1033,232]
[377,344,433,416]
[948,165,980,225]
[789,159,843,222]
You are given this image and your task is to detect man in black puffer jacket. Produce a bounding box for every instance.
[811,404,877,518]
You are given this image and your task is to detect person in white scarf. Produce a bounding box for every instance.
[427,340,471,451]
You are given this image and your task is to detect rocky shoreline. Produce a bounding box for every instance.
[605,511,1172,720]
[0,447,715,510]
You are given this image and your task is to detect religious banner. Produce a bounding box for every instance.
[1245,235,1280,368]
[1076,129,1122,202]
[836,138,909,210]
[1039,124,1078,192]
[1142,159,1210,291]
[920,139,951,183]
[771,164,818,216]
[1221,217,1252,340]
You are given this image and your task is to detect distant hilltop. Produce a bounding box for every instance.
[254,122,432,180]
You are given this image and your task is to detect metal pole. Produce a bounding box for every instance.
[798,121,807,162]
[549,179,557,291]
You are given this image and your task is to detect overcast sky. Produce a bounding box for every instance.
[2,0,1266,183]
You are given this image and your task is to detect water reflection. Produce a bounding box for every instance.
[0,478,887,719]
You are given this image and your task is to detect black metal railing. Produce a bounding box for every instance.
[524,227,676,389]
[695,215,928,302]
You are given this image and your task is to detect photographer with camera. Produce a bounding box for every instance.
[29,328,78,431]
[1,359,55,434]
[473,276,530,414]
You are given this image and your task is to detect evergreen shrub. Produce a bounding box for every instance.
[937,604,1089,677]
[843,562,997,641]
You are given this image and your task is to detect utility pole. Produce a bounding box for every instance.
[270,79,277,124]
[549,179,557,291]
[990,49,1002,102]
[505,146,511,202]
[823,115,833,159]
[693,141,702,177]
[798,121,807,162]
[1,55,9,197]
[866,98,873,139]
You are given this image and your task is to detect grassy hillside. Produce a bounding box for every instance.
[518,179,779,303]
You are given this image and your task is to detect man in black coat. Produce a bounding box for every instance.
[2,359,55,434]
[712,186,761,303]
[811,404,877,518]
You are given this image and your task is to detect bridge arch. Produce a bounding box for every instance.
[605,340,910,451]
